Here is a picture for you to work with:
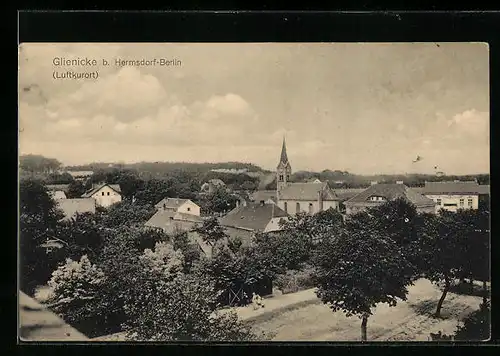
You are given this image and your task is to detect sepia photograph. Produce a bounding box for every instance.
[18,42,490,342]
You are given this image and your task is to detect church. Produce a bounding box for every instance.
[275,137,340,215]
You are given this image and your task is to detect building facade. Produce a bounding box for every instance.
[81,183,122,208]
[275,137,340,215]
[420,181,484,213]
[344,181,436,215]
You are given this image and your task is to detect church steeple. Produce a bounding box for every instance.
[276,135,292,193]
[279,136,289,166]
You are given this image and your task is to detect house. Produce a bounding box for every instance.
[275,137,340,215]
[344,181,436,215]
[145,209,203,236]
[154,197,201,216]
[250,190,277,205]
[200,179,226,194]
[219,200,289,244]
[46,184,69,200]
[419,181,488,213]
[81,183,122,208]
[19,291,89,341]
[56,198,96,221]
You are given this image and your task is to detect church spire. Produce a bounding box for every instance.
[279,136,289,165]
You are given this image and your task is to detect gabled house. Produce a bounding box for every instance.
[218,201,289,244]
[419,181,488,213]
[81,183,122,208]
[344,181,436,215]
[154,197,201,216]
[56,198,96,221]
[145,209,203,236]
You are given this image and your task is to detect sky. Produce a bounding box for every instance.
[18,42,489,175]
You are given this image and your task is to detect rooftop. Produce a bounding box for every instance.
[345,183,436,208]
[219,202,288,232]
[19,291,88,341]
[56,198,96,220]
[81,183,121,198]
[145,209,203,235]
[278,182,338,201]
[154,197,194,210]
[422,181,488,195]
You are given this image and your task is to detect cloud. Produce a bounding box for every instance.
[19,66,269,150]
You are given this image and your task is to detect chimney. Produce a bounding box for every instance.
[396,180,404,184]
[371,181,378,186]
[318,190,324,212]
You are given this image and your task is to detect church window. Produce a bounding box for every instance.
[296,202,300,213]
[308,203,313,214]
[284,202,287,213]
[279,174,284,181]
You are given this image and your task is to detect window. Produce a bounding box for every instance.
[468,198,473,207]
[459,198,464,207]
[107,192,110,196]
[279,174,284,182]
[286,175,290,181]
[102,192,105,196]
[296,202,300,213]
[369,196,386,202]
[284,202,287,213]
[436,199,442,205]
[187,207,191,212]
[308,203,313,214]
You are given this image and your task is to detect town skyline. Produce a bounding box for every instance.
[19,42,489,175]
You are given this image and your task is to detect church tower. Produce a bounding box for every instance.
[276,136,292,193]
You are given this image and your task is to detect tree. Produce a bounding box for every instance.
[418,211,466,317]
[102,200,156,228]
[66,180,86,198]
[55,212,105,262]
[122,244,255,341]
[19,178,65,295]
[198,188,238,215]
[45,255,108,337]
[358,198,422,281]
[454,301,490,341]
[172,232,202,273]
[194,217,228,253]
[312,213,414,341]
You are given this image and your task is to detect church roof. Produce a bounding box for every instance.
[277,137,291,169]
[278,182,339,201]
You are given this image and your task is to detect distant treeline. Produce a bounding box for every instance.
[65,161,268,174]
[264,170,490,190]
[20,155,489,189]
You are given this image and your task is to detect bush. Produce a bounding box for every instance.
[275,266,316,294]
[45,255,111,337]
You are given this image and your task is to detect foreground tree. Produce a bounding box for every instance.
[122,243,255,341]
[419,211,470,317]
[19,179,65,294]
[313,213,414,341]
[45,255,109,337]
[194,217,228,254]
